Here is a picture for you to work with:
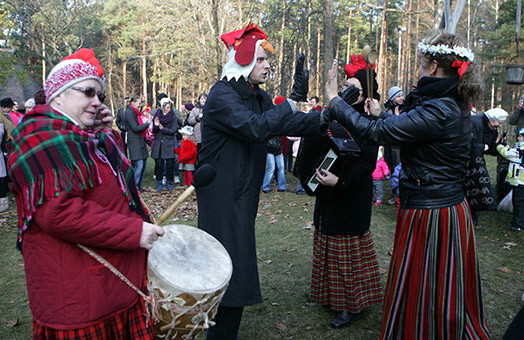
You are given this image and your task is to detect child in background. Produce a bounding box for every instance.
[496,128,524,232]
[372,146,390,206]
[391,163,402,209]
[141,104,153,145]
[175,126,197,186]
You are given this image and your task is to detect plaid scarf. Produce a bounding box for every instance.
[8,104,150,251]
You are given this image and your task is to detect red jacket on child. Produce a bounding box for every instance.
[175,139,197,165]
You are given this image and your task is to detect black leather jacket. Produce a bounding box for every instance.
[329,95,471,209]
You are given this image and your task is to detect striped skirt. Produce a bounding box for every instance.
[310,229,383,312]
[380,200,489,340]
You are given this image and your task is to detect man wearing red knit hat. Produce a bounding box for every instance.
[8,48,163,339]
[196,23,326,339]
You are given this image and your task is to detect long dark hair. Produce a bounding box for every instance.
[418,31,482,108]
[195,92,208,109]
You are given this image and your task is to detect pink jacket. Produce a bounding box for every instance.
[372,157,390,180]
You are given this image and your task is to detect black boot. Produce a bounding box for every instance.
[330,311,363,329]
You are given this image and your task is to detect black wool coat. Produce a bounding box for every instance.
[196,77,322,307]
[313,133,378,235]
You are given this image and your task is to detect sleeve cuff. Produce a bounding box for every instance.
[328,96,343,111]
[286,99,299,113]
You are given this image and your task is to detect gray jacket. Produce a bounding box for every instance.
[150,109,180,159]
[123,106,149,161]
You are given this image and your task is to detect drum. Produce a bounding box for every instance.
[148,224,232,339]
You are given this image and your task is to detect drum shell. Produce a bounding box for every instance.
[148,224,232,339]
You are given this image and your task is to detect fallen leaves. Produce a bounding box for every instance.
[275,323,287,330]
[6,318,19,327]
[498,267,511,273]
[503,242,517,250]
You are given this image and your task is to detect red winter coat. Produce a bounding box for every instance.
[24,160,147,330]
[175,139,197,165]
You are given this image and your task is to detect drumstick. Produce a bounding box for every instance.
[155,164,216,226]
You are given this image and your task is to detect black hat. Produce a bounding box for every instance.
[352,69,380,101]
[0,97,15,108]
[158,93,168,101]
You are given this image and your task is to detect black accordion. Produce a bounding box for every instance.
[295,121,360,196]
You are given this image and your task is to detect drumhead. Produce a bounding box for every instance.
[148,224,232,294]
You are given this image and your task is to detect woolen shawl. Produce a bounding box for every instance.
[8,104,150,251]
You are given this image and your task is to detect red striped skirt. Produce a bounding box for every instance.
[32,299,154,340]
[380,200,489,340]
[310,229,383,312]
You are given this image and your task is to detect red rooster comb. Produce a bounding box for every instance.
[220,22,273,66]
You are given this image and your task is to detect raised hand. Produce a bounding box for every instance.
[325,59,339,102]
[289,53,309,102]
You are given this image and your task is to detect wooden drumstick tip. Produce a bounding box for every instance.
[155,185,196,226]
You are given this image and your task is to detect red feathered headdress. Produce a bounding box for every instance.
[221,22,274,66]
[344,54,375,78]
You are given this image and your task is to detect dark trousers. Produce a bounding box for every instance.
[286,142,293,171]
[503,305,524,340]
[206,305,244,340]
[512,185,524,227]
[0,177,7,197]
[154,158,174,182]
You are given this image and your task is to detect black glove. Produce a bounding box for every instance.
[338,85,360,106]
[320,108,333,126]
[289,53,309,102]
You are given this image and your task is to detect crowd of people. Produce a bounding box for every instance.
[1,20,523,340]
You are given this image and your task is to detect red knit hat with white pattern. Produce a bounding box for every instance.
[44,48,105,104]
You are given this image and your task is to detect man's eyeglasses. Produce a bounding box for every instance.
[70,86,106,103]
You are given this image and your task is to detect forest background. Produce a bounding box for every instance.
[0,0,523,115]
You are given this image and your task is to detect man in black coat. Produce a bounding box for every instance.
[123,96,150,191]
[196,23,325,340]
[115,97,129,156]
[465,108,508,225]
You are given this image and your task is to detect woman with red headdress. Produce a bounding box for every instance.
[325,31,489,340]
[8,48,164,339]
[309,53,383,330]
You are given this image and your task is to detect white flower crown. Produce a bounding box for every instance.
[417,40,474,62]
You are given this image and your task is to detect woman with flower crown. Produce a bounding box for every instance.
[324,31,489,340]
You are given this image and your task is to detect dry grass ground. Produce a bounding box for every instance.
[0,159,522,339]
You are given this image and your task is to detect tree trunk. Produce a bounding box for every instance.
[211,0,222,79]
[107,41,115,114]
[440,0,467,34]
[404,0,413,92]
[316,27,321,97]
[378,5,387,99]
[142,37,147,104]
[346,9,353,63]
[276,0,286,95]
[123,60,127,99]
[152,59,157,107]
[322,0,334,101]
